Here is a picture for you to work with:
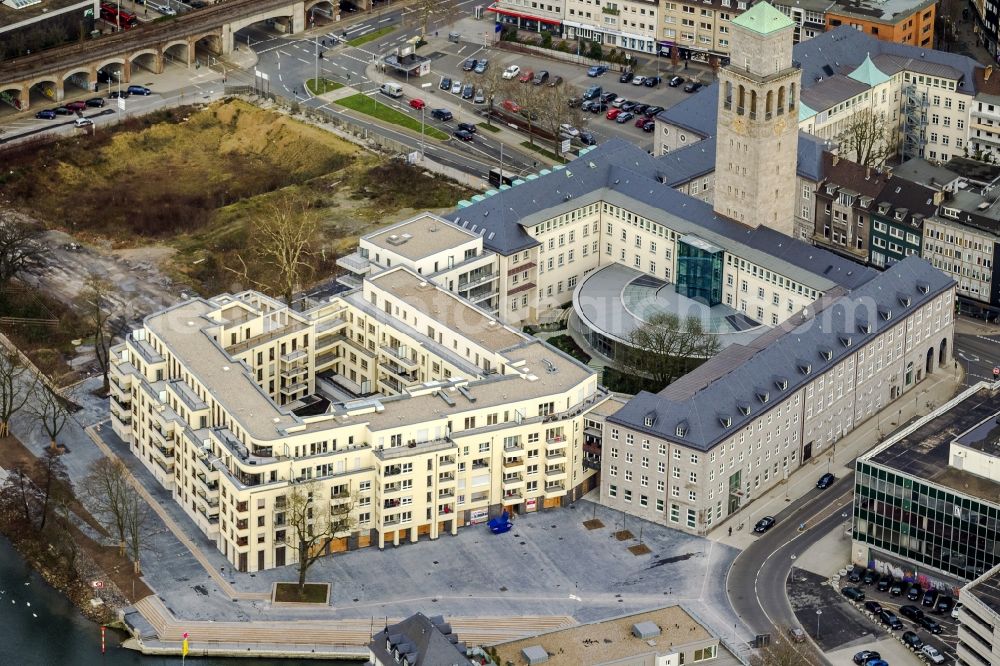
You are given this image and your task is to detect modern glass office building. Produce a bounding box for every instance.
[676,235,724,306]
[853,386,1000,584]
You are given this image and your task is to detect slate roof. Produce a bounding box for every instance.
[653,137,717,186]
[801,74,871,111]
[796,132,829,181]
[818,154,890,200]
[451,139,875,290]
[608,256,954,451]
[368,613,471,666]
[874,177,939,228]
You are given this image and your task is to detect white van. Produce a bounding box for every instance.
[379,82,403,98]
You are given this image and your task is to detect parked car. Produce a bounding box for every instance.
[453,129,474,141]
[906,583,923,600]
[619,69,633,83]
[606,108,621,120]
[631,75,646,86]
[935,594,953,614]
[684,81,704,93]
[108,90,130,99]
[517,70,533,83]
[52,106,73,115]
[588,101,608,113]
[462,84,474,99]
[889,579,904,596]
[578,131,596,146]
[615,111,634,123]
[952,601,964,619]
[863,600,882,614]
[409,98,426,110]
[34,109,57,119]
[73,116,94,128]
[922,589,939,608]
[450,80,462,94]
[842,586,865,602]
[669,75,685,87]
[921,645,946,664]
[620,101,638,112]
[473,89,485,104]
[85,97,106,108]
[502,65,519,80]
[877,573,892,592]
[899,605,924,622]
[846,566,862,583]
[462,58,477,71]
[127,85,151,95]
[559,123,579,137]
[474,59,488,74]
[440,77,452,90]
[878,609,903,630]
[531,70,549,85]
[600,91,618,103]
[634,115,649,128]
[457,122,476,134]
[901,631,923,649]
[853,650,881,665]
[580,99,594,112]
[817,472,836,489]
[430,108,452,121]
[611,96,628,108]
[65,100,87,112]
[753,516,776,533]
[587,64,608,77]
[502,99,521,113]
[582,85,602,100]
[862,569,877,585]
[918,615,942,633]
[547,75,563,87]
[643,75,662,87]
[633,103,650,115]
[787,627,806,643]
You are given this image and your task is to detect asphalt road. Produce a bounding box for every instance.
[726,475,855,664]
[954,331,1000,385]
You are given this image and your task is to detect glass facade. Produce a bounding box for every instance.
[853,461,1000,580]
[676,235,723,306]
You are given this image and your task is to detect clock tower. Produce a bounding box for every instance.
[713,1,801,236]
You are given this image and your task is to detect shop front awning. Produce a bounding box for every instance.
[487,4,562,26]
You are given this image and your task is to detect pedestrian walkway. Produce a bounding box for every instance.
[131,595,576,656]
[708,363,963,551]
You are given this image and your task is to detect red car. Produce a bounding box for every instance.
[65,101,87,112]
[409,98,425,110]
[518,70,533,83]
[502,99,521,113]
[634,115,649,128]
[606,108,621,120]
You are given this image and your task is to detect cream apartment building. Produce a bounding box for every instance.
[598,256,954,534]
[562,0,659,53]
[109,265,606,573]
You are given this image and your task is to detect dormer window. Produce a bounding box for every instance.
[839,335,853,348]
[825,184,838,195]
[879,307,892,321]
[798,361,812,375]
[644,413,656,427]
[819,349,832,361]
[756,390,770,404]
[738,402,751,416]
[775,377,788,390]
[916,282,929,294]
[898,294,911,307]
[857,321,871,334]
[719,415,732,428]
[675,421,688,437]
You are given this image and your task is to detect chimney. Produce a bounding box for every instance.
[987,65,994,82]
[832,154,840,166]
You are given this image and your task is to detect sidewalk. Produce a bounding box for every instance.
[708,362,963,551]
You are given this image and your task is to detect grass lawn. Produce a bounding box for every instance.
[347,26,395,47]
[477,122,500,133]
[520,141,569,163]
[335,94,449,140]
[546,334,591,364]
[306,78,343,95]
[273,582,330,604]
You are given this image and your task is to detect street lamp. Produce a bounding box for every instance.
[815,609,822,639]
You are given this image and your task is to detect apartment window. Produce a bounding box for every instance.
[608,484,618,498]
[669,504,680,522]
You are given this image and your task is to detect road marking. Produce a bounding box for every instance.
[297,57,310,64]
[278,73,283,82]
[379,17,392,22]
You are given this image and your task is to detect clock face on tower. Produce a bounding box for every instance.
[731,117,747,134]
[774,118,787,136]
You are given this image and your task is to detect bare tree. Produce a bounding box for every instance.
[0,348,34,438]
[617,313,721,389]
[472,65,513,128]
[278,481,357,592]
[0,215,45,289]
[35,447,69,532]
[27,385,69,452]
[82,457,131,557]
[0,467,41,528]
[536,83,588,157]
[837,107,896,168]
[227,197,321,305]
[81,274,114,395]
[123,485,149,574]
[511,80,548,147]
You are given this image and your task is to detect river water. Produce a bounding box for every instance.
[0,536,354,666]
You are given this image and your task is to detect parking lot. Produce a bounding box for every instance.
[835,572,958,664]
[417,36,714,152]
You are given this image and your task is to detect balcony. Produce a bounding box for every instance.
[583,458,601,471]
[110,408,132,428]
[438,456,456,468]
[601,6,619,15]
[438,505,456,517]
[152,456,173,475]
[507,262,535,276]
[336,251,372,274]
[502,458,526,472]
[457,271,497,291]
[502,474,525,490]
[109,377,130,402]
[381,346,419,370]
[110,397,131,422]
[471,460,490,471]
[545,438,568,453]
[547,453,568,465]
[194,473,219,493]
[279,381,308,395]
[503,441,524,455]
[438,472,456,486]
[236,536,249,548]
[149,425,173,447]
[508,282,536,296]
[545,482,567,497]
[281,349,307,364]
[379,361,418,384]
[502,490,525,504]
[280,365,308,381]
[545,466,567,482]
[439,487,455,499]
[583,442,602,456]
[236,501,248,514]
[227,321,306,356]
[470,491,490,504]
[383,482,403,495]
